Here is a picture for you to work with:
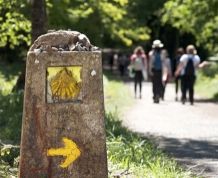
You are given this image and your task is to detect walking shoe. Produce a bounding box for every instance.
[153,97,159,103]
[154,99,159,103]
[182,99,186,104]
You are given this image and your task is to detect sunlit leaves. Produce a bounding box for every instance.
[48,0,150,47]
[100,2,126,21]
[97,0,150,46]
[67,3,94,21]
[0,0,31,49]
[113,0,128,6]
[162,0,218,53]
[113,28,150,46]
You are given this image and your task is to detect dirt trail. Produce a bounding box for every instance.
[123,82,218,178]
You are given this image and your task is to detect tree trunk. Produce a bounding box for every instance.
[31,0,47,43]
[13,0,47,91]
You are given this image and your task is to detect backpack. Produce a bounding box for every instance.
[153,52,162,70]
[185,57,195,76]
[133,57,144,70]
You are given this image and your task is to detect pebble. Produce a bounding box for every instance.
[33,31,99,52]
[34,48,41,55]
[51,47,58,51]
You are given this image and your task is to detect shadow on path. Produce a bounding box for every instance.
[195,98,218,104]
[144,134,218,177]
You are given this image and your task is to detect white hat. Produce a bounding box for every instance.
[152,39,164,48]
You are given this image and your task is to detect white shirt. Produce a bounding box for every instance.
[180,54,200,75]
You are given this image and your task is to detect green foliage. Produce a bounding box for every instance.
[47,0,150,47]
[0,91,23,142]
[104,75,133,113]
[200,62,218,78]
[0,61,24,143]
[129,0,167,26]
[0,143,19,177]
[0,144,19,167]
[196,63,218,100]
[0,62,23,177]
[162,0,218,53]
[0,0,31,49]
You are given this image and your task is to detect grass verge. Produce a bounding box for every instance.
[196,63,218,100]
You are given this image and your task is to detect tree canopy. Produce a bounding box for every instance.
[162,0,218,53]
[0,0,31,49]
[47,0,150,47]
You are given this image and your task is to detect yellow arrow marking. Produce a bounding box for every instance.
[47,137,81,168]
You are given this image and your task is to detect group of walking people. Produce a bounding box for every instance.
[130,39,202,105]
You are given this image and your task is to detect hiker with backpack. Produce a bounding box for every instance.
[175,45,200,105]
[130,46,147,99]
[149,40,164,103]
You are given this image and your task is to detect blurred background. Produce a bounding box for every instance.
[0,0,218,177]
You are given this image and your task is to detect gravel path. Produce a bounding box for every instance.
[122,82,218,178]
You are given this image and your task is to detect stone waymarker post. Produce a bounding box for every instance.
[19,31,108,178]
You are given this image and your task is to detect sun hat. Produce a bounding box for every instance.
[152,39,164,48]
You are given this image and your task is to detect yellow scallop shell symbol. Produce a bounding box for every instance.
[50,67,81,101]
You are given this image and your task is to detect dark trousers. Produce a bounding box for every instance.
[152,69,162,100]
[181,75,196,103]
[162,80,168,99]
[134,70,143,94]
[119,65,125,76]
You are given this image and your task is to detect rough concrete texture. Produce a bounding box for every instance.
[19,45,107,177]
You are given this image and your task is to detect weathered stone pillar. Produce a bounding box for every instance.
[19,31,108,178]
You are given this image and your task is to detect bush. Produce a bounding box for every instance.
[0,91,23,143]
[196,63,218,100]
[0,144,19,167]
[200,62,218,78]
[0,143,19,178]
